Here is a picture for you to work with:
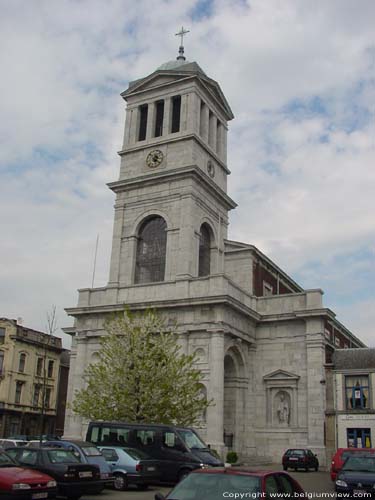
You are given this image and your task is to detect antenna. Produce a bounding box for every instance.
[91,234,99,288]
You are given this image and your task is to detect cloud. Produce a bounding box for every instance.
[0,0,374,347]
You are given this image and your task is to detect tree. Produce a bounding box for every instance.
[72,309,210,426]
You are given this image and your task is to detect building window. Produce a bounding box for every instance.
[171,95,181,133]
[0,327,5,344]
[15,381,23,404]
[0,351,4,375]
[154,100,164,137]
[138,104,148,141]
[263,281,273,296]
[36,357,43,376]
[347,428,371,448]
[135,216,167,284]
[18,353,26,373]
[198,224,211,277]
[33,384,41,407]
[47,360,54,378]
[345,376,369,409]
[44,388,52,408]
[335,336,340,347]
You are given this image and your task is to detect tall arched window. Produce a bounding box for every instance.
[0,351,4,375]
[135,216,167,284]
[18,353,26,373]
[198,224,211,277]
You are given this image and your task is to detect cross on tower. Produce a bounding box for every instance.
[175,26,190,61]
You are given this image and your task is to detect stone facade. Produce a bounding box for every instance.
[0,318,69,437]
[63,56,365,465]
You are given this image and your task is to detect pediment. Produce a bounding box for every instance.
[263,369,300,381]
[122,69,234,120]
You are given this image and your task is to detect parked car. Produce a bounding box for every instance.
[86,421,223,482]
[335,454,375,496]
[43,440,112,487]
[98,445,160,490]
[154,468,305,499]
[330,447,375,481]
[282,448,319,471]
[5,447,102,500]
[0,450,57,500]
[0,439,28,449]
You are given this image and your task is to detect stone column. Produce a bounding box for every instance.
[187,93,200,134]
[128,106,138,145]
[146,102,155,140]
[216,121,224,158]
[306,317,327,466]
[163,97,172,136]
[108,202,125,285]
[206,331,225,454]
[175,196,196,279]
[209,113,217,151]
[181,94,188,132]
[63,334,88,439]
[120,235,137,285]
[200,103,209,143]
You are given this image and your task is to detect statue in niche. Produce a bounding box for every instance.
[276,392,290,425]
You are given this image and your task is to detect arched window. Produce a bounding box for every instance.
[18,353,26,373]
[135,216,167,284]
[198,224,211,277]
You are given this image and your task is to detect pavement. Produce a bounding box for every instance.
[81,464,336,500]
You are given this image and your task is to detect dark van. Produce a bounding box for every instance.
[86,421,223,482]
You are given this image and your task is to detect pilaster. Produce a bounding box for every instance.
[207,330,225,452]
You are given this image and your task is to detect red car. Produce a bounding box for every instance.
[154,467,305,499]
[0,451,57,500]
[330,447,375,481]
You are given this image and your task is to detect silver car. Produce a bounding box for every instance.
[99,446,160,491]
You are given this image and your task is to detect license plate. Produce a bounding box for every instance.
[289,458,298,461]
[32,493,48,499]
[79,471,92,478]
[147,466,156,471]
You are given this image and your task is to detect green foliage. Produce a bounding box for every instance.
[226,451,238,464]
[72,309,211,426]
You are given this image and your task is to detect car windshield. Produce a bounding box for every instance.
[168,473,261,500]
[342,456,375,472]
[82,446,102,457]
[0,452,16,467]
[47,450,81,464]
[177,430,207,450]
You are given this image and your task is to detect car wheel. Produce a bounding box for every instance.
[305,466,309,472]
[283,465,287,471]
[113,472,128,491]
[67,496,81,500]
[315,465,318,471]
[178,469,191,482]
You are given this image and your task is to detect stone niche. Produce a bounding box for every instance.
[263,370,300,428]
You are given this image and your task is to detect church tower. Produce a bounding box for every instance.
[107,40,236,288]
[64,39,243,453]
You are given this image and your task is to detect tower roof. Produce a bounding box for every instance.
[123,59,233,120]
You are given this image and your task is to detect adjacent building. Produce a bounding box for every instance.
[0,318,69,437]
[63,47,365,465]
[325,349,375,457]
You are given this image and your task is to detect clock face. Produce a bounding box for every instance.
[146,150,164,168]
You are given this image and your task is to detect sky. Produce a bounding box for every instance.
[0,0,374,348]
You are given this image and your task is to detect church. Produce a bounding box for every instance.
[63,38,365,466]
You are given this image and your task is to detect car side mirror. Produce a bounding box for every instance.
[155,494,166,500]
